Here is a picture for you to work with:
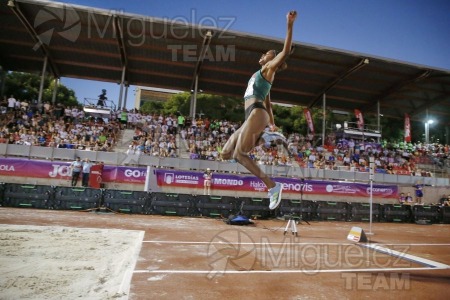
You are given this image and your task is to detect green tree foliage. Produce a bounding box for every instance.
[3,72,79,107]
[140,100,164,114]
[162,92,191,115]
[142,92,244,120]
[193,94,244,121]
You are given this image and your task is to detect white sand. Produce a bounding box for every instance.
[0,225,144,300]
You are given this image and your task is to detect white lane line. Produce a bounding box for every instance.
[143,241,450,246]
[359,243,450,269]
[143,241,351,245]
[133,266,448,274]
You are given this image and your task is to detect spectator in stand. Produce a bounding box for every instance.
[37,132,47,146]
[343,152,351,167]
[120,108,128,129]
[82,158,93,187]
[97,89,107,107]
[398,192,406,204]
[414,181,425,204]
[405,192,413,204]
[14,98,22,111]
[70,157,83,186]
[203,168,213,195]
[7,95,16,112]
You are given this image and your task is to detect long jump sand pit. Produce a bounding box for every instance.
[0,224,144,299]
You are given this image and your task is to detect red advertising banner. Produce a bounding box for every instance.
[89,164,104,188]
[303,108,315,134]
[404,113,411,142]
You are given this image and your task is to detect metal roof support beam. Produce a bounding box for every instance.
[7,0,60,78]
[189,30,212,118]
[424,108,430,144]
[118,65,126,109]
[114,15,128,111]
[123,84,129,110]
[308,58,369,108]
[322,93,326,147]
[190,75,199,118]
[114,15,128,67]
[51,77,59,105]
[37,55,47,108]
[377,100,381,143]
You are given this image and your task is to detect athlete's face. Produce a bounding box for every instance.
[259,50,276,65]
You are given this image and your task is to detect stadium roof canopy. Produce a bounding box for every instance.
[1,0,449,126]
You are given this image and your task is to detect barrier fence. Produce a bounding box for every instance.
[1,183,449,224]
[0,144,448,187]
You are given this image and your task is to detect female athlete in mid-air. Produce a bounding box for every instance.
[221,10,297,210]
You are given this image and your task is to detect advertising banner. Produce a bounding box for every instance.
[0,158,398,198]
[154,169,398,198]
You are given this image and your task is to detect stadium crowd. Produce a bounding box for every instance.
[1,97,448,177]
[0,98,119,151]
[177,115,449,177]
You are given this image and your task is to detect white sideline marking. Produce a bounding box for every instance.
[359,243,450,269]
[138,241,450,275]
[134,266,449,275]
[143,240,450,247]
[143,241,351,245]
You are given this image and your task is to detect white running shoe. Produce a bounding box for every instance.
[261,131,287,145]
[268,182,283,210]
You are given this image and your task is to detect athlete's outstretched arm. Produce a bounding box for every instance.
[266,11,297,74]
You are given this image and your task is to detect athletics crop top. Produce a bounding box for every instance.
[244,70,272,101]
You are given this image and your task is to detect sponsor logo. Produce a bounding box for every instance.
[162,172,199,185]
[0,165,15,172]
[366,187,394,194]
[326,184,357,194]
[283,182,313,192]
[213,178,244,186]
[124,169,146,178]
[49,165,71,177]
[164,173,175,184]
[249,181,265,191]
